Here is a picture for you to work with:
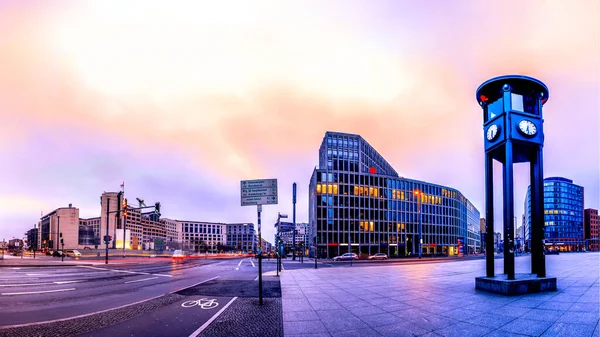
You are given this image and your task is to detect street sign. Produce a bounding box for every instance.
[241,179,277,189]
[241,179,278,206]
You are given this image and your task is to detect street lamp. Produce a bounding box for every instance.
[276,212,288,273]
[414,190,422,259]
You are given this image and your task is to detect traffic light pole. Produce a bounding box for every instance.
[292,183,296,261]
[105,197,110,265]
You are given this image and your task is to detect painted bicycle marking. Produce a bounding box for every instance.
[181,298,219,309]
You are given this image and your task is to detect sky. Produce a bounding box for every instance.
[0,0,598,242]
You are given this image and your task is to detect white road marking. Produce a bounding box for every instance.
[0,280,84,287]
[1,288,76,296]
[152,274,173,278]
[11,268,21,270]
[26,273,45,276]
[254,276,259,281]
[54,280,81,284]
[250,259,255,267]
[281,263,285,271]
[78,266,150,275]
[124,277,158,284]
[0,276,221,329]
[0,283,54,287]
[189,297,237,337]
[237,260,244,267]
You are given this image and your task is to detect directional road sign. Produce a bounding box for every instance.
[241,179,278,206]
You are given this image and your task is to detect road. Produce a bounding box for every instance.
[0,255,474,336]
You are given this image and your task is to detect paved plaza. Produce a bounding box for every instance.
[281,253,600,337]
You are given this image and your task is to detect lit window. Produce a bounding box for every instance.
[316,184,322,194]
[393,190,397,199]
[327,184,333,194]
[354,186,359,196]
[333,184,338,195]
[369,222,374,232]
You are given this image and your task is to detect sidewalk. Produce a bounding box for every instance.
[281,253,600,337]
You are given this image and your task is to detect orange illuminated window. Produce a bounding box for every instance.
[316,184,322,194]
[392,190,397,199]
[327,184,333,194]
[354,186,359,196]
[333,184,338,195]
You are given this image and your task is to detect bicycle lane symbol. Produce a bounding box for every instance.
[181,298,219,310]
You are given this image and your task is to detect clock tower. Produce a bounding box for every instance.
[475,75,556,295]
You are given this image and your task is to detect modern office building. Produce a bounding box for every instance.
[584,208,599,251]
[39,204,80,250]
[524,177,585,252]
[26,228,38,250]
[308,131,480,259]
[225,223,256,253]
[162,218,179,246]
[123,208,167,250]
[260,238,272,253]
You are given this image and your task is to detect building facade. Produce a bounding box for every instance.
[176,220,227,253]
[39,205,80,250]
[225,223,256,253]
[524,177,585,252]
[584,208,599,251]
[279,222,310,255]
[79,217,100,247]
[309,132,480,259]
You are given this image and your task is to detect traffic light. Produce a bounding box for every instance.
[59,232,62,238]
[123,198,128,216]
[155,202,161,214]
[60,239,64,246]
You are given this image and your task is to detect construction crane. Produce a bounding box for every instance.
[136,198,146,208]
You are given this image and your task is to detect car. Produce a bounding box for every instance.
[172,250,184,258]
[368,253,388,260]
[52,250,65,257]
[65,250,81,258]
[333,253,358,261]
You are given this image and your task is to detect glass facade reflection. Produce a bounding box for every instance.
[524,177,585,252]
[309,132,480,259]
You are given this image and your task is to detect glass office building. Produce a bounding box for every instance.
[524,177,585,252]
[309,132,480,259]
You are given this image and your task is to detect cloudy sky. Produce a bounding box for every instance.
[0,0,598,242]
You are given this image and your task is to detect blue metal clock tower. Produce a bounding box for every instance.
[475,75,556,295]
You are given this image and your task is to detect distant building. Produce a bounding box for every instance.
[79,217,100,247]
[260,237,272,252]
[225,223,256,253]
[524,177,585,252]
[171,220,226,253]
[39,204,79,250]
[161,218,179,248]
[480,218,486,252]
[26,228,38,250]
[584,208,599,251]
[279,222,309,255]
[493,232,501,252]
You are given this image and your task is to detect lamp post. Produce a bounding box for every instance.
[57,215,60,252]
[414,190,422,259]
[33,224,36,259]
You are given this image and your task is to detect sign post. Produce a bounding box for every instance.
[241,179,278,306]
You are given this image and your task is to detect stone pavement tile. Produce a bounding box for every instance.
[495,306,532,318]
[463,302,505,313]
[419,333,444,337]
[358,312,400,328]
[284,310,320,322]
[374,320,430,336]
[556,311,600,325]
[508,298,544,309]
[315,309,353,321]
[559,286,589,295]
[433,321,493,337]
[322,316,371,333]
[463,313,516,329]
[335,299,372,309]
[569,302,599,312]
[536,301,573,311]
[440,308,483,321]
[382,303,409,313]
[331,327,383,337]
[594,324,599,337]
[550,293,582,303]
[367,297,401,307]
[540,322,597,337]
[483,330,530,337]
[347,304,387,317]
[409,315,459,331]
[498,317,554,336]
[523,308,565,322]
[310,301,344,311]
[287,333,332,337]
[284,320,329,335]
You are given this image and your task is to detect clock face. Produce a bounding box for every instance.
[518,120,537,137]
[486,124,499,141]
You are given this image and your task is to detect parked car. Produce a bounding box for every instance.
[333,253,358,261]
[368,253,388,260]
[46,250,54,256]
[64,250,81,258]
[52,250,65,257]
